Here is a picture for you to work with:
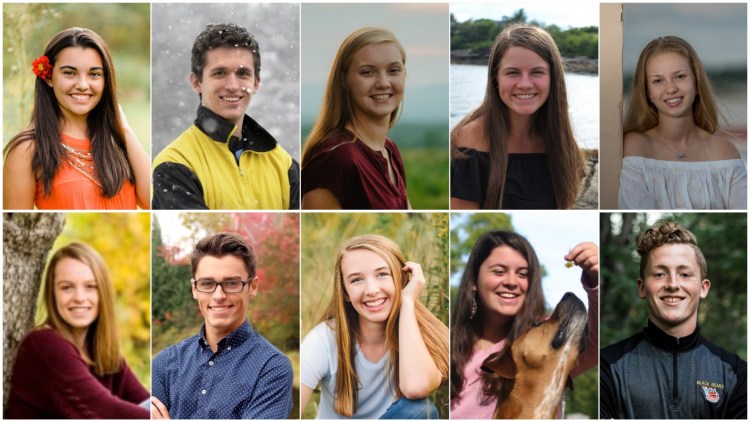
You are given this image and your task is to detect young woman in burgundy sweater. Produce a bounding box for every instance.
[5,242,149,419]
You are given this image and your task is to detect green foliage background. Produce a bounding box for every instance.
[3,3,150,152]
[152,212,300,418]
[449,213,598,418]
[301,213,449,418]
[36,212,151,390]
[601,213,747,360]
[450,8,598,59]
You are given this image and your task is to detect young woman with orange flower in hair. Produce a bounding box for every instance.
[3,27,149,210]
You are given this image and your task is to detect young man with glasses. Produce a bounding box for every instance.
[151,233,293,419]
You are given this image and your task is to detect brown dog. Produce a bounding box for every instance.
[481,292,588,419]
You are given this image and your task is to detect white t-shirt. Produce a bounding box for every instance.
[301,322,396,419]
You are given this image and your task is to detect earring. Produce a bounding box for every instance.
[469,292,478,320]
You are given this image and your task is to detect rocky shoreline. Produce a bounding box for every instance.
[451,50,598,74]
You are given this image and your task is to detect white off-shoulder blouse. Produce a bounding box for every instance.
[618,156,747,210]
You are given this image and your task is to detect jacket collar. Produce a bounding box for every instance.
[198,319,254,351]
[643,319,702,352]
[194,105,277,153]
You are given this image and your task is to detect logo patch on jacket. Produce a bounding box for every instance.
[701,386,720,403]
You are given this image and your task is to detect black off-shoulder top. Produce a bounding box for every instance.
[451,147,557,209]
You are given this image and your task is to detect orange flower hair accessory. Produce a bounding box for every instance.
[32,55,52,81]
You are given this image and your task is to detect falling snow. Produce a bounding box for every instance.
[152,3,300,160]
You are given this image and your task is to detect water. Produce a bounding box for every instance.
[450,64,600,150]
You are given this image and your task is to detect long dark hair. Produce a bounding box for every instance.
[450,231,545,401]
[6,27,133,197]
[451,24,584,209]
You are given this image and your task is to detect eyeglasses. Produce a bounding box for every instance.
[192,277,252,294]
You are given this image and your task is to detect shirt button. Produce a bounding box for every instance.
[209,361,214,366]
[227,346,232,350]
[201,389,206,395]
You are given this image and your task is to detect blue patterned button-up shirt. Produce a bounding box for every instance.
[152,320,293,419]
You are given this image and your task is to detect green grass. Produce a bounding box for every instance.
[403,148,449,210]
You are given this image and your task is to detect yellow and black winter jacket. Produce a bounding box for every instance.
[152,106,299,210]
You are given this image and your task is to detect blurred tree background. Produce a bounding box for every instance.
[3,3,150,152]
[450,213,598,419]
[30,213,151,388]
[601,213,747,360]
[450,9,598,59]
[152,212,300,418]
[301,212,449,418]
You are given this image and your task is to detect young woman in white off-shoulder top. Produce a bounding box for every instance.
[619,36,747,210]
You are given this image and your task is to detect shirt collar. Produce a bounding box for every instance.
[643,319,701,352]
[194,104,278,152]
[198,319,254,351]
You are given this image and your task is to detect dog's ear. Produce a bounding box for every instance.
[481,348,517,380]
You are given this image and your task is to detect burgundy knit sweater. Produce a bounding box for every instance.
[5,328,149,419]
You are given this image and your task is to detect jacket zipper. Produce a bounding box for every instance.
[672,338,679,401]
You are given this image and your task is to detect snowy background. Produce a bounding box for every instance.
[151,3,300,160]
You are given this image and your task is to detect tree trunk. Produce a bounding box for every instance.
[3,213,65,406]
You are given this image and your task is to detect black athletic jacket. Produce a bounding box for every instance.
[601,320,746,419]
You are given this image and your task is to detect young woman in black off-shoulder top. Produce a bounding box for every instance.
[451,24,584,210]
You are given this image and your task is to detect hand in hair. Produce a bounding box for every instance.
[565,242,599,287]
[151,396,171,419]
[401,261,426,305]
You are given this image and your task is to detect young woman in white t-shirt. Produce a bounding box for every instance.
[300,234,448,418]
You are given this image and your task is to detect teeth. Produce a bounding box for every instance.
[515,94,535,100]
[663,297,683,303]
[211,305,231,311]
[224,97,241,102]
[364,298,386,308]
[499,293,517,298]
[372,94,391,100]
[71,94,90,101]
[666,98,681,104]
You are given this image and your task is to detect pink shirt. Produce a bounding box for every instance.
[451,278,599,419]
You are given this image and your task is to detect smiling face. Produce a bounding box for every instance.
[53,258,99,334]
[497,46,550,118]
[191,47,260,128]
[646,52,696,118]
[476,245,530,321]
[48,46,105,126]
[193,254,258,341]
[637,244,710,338]
[341,249,397,328]
[345,42,405,125]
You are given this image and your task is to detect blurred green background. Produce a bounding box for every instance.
[152,212,300,418]
[34,212,151,390]
[301,212,449,418]
[601,213,747,360]
[3,3,150,153]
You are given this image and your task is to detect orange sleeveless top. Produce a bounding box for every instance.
[34,134,137,210]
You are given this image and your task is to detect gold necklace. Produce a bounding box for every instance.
[655,138,687,160]
[61,142,102,186]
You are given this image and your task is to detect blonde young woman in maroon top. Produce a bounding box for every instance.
[301,27,411,210]
[6,243,148,419]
